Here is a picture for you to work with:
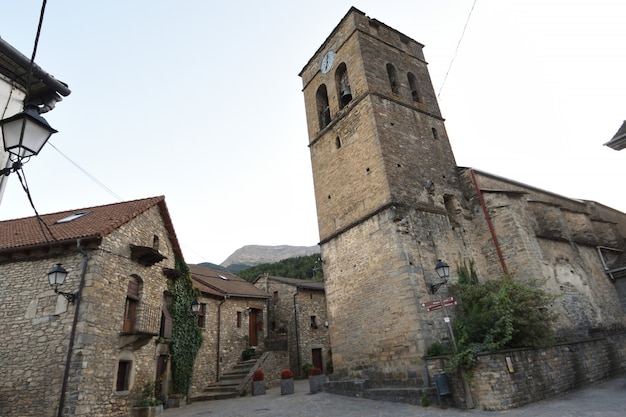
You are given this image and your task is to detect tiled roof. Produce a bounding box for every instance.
[253,275,325,291]
[190,264,268,299]
[0,196,183,258]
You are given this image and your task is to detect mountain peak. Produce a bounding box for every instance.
[220,244,320,268]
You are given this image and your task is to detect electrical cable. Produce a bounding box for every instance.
[48,142,125,202]
[437,0,478,99]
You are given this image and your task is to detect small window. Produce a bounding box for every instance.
[116,360,132,392]
[237,311,242,328]
[273,291,279,302]
[152,235,160,250]
[432,127,439,140]
[407,72,420,102]
[335,136,342,149]
[310,316,318,329]
[387,63,399,94]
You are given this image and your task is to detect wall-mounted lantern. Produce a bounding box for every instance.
[47,263,78,303]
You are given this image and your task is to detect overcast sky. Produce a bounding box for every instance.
[1,1,624,265]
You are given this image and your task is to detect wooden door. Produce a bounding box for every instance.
[248,309,258,346]
[312,348,323,371]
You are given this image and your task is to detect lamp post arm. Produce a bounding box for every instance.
[0,161,22,176]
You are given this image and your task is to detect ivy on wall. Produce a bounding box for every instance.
[168,259,203,396]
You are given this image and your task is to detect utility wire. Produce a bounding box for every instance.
[48,142,125,202]
[437,0,478,99]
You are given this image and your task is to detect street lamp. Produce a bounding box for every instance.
[191,299,201,314]
[0,105,57,176]
[47,263,78,303]
[430,259,450,294]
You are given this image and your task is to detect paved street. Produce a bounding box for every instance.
[164,374,625,417]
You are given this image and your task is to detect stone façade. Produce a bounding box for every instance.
[300,7,626,406]
[0,197,181,417]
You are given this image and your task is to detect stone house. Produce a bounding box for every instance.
[187,265,268,397]
[300,7,626,409]
[0,196,183,417]
[253,275,330,377]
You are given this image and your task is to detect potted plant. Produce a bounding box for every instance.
[308,367,325,394]
[280,369,295,395]
[251,369,266,396]
[301,363,314,377]
[132,381,163,417]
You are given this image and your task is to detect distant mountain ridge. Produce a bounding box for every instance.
[220,244,320,270]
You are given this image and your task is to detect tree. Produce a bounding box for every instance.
[238,254,323,282]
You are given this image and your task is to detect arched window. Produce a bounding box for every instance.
[407,72,420,102]
[335,63,352,108]
[316,84,331,129]
[386,63,399,94]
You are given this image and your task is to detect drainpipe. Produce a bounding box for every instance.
[470,169,508,276]
[293,288,301,375]
[216,296,227,381]
[57,240,88,417]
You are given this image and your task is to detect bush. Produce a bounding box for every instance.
[447,265,557,374]
[309,367,323,376]
[301,363,314,375]
[242,348,254,361]
[280,369,294,379]
[425,342,453,357]
[252,369,265,381]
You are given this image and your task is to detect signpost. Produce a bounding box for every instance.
[421,295,474,409]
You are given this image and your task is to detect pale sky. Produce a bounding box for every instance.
[1,1,624,265]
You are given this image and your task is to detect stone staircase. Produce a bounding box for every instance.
[192,358,259,401]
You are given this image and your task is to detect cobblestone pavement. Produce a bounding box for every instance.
[163,375,626,417]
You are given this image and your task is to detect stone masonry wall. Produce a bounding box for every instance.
[0,205,177,417]
[426,333,626,410]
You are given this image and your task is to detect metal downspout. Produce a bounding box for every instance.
[470,169,508,276]
[57,240,88,417]
[293,289,301,375]
[216,296,226,381]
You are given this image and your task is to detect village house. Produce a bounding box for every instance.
[300,7,626,409]
[0,196,183,417]
[253,275,331,377]
[187,265,269,398]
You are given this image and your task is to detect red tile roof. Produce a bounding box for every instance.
[190,264,268,299]
[0,196,183,258]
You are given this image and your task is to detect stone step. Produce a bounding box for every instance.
[191,390,239,401]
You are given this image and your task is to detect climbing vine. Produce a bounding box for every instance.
[168,258,203,396]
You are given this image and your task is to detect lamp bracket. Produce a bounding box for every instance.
[429,279,448,294]
[55,288,78,303]
[0,161,22,176]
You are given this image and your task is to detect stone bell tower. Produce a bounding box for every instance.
[299,7,467,385]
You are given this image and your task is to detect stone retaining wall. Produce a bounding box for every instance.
[426,332,626,410]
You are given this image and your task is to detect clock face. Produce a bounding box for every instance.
[321,51,335,74]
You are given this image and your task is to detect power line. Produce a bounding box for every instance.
[437,0,478,99]
[48,142,125,202]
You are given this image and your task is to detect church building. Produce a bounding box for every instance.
[299,7,626,408]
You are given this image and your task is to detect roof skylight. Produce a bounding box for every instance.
[56,211,91,224]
